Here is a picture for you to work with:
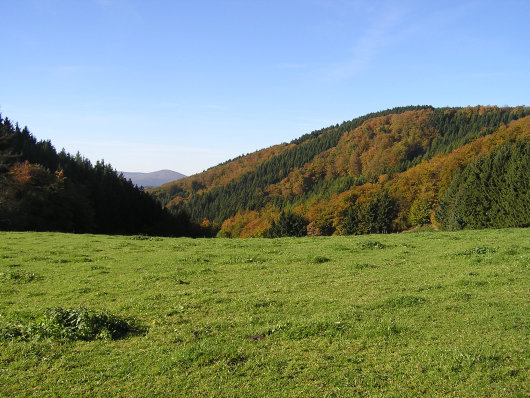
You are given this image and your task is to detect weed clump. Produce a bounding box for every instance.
[461,246,497,255]
[130,235,163,241]
[0,307,141,341]
[377,295,426,309]
[310,255,331,264]
[1,270,39,283]
[359,241,386,249]
[350,263,377,270]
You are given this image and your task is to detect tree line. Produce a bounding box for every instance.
[158,106,529,237]
[3,106,528,238]
[0,115,206,236]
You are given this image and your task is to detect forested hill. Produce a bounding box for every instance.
[0,116,203,236]
[150,106,530,237]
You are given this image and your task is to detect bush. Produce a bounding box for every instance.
[408,198,433,226]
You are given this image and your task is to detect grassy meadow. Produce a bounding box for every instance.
[0,229,529,397]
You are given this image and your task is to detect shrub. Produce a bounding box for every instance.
[460,246,497,255]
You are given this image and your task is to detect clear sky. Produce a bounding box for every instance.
[2,0,529,175]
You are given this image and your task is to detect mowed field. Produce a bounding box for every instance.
[0,229,528,397]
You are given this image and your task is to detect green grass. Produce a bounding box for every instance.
[0,229,528,397]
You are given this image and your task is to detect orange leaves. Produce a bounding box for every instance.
[9,161,33,185]
[220,205,280,238]
[9,161,63,190]
[265,110,435,197]
[266,169,313,198]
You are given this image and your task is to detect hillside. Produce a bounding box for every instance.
[0,116,202,236]
[150,106,530,237]
[121,169,186,188]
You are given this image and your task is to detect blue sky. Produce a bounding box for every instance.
[2,0,529,175]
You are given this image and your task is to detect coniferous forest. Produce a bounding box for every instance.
[1,105,529,237]
[0,115,203,236]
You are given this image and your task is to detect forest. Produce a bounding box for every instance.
[150,106,530,237]
[1,106,528,238]
[0,115,205,236]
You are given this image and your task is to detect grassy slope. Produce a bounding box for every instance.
[0,230,528,397]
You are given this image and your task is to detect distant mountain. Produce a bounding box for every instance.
[121,170,186,188]
[150,105,530,237]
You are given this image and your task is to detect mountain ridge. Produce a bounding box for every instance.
[121,169,186,188]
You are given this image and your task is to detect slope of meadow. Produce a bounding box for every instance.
[1,230,528,397]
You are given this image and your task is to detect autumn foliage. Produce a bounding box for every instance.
[4,106,526,238]
[152,106,529,237]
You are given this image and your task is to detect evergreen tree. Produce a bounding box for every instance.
[436,139,530,230]
[0,114,202,236]
[340,191,396,235]
[267,211,308,237]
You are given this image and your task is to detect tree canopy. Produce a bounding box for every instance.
[0,115,204,236]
